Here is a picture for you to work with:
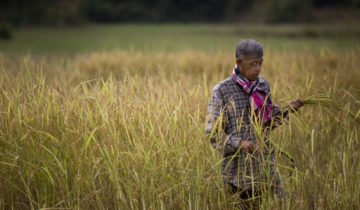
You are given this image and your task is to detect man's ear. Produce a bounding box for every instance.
[236,57,242,66]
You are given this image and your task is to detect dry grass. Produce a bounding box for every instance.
[0,50,359,209]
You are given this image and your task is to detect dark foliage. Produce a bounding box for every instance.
[0,0,358,26]
[0,22,13,39]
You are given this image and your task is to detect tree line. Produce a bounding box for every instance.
[0,0,359,26]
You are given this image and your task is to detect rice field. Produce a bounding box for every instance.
[0,24,360,209]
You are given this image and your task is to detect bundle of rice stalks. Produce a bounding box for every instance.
[285,93,360,124]
[303,94,335,105]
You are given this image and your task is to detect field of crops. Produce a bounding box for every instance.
[1,24,360,209]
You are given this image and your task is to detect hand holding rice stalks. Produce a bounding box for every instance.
[285,93,360,123]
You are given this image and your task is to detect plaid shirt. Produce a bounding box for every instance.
[206,76,288,193]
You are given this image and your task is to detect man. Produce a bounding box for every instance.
[205,39,303,206]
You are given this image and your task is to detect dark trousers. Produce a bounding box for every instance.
[227,183,262,209]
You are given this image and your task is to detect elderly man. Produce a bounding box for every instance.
[205,39,303,206]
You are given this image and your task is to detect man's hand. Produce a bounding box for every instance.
[288,98,304,113]
[239,140,257,154]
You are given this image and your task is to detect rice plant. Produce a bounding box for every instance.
[0,50,359,209]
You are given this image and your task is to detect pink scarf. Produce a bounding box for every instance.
[232,65,272,123]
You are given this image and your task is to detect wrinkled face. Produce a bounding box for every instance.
[236,54,263,81]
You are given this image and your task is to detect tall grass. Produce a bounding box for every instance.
[0,50,359,209]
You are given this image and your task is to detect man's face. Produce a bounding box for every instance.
[236,54,263,81]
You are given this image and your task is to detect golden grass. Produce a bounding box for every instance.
[0,50,359,209]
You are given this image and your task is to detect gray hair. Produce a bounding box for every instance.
[235,39,263,58]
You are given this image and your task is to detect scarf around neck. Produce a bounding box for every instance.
[231,65,273,123]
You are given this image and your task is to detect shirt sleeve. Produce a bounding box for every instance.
[262,79,289,129]
[205,87,240,155]
[270,104,289,129]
